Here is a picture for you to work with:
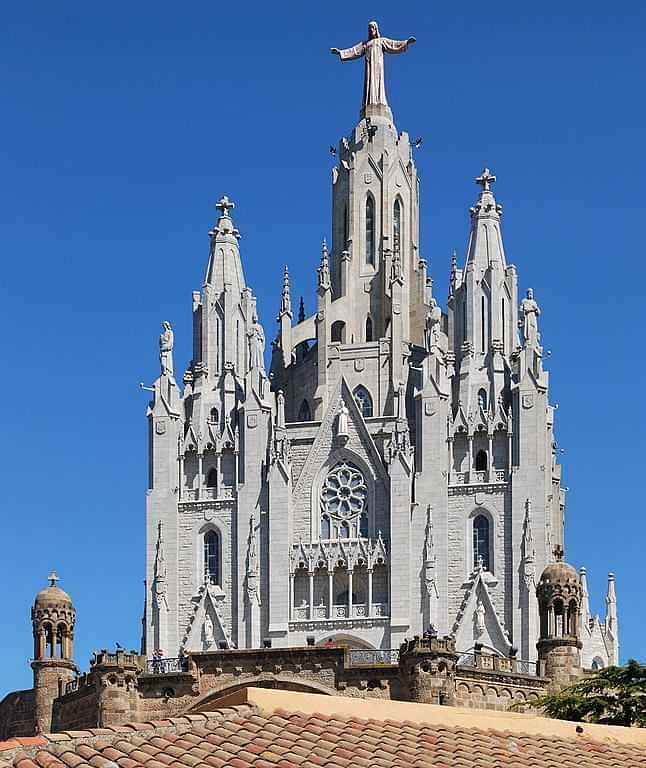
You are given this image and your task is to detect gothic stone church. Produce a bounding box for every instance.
[0,23,619,738]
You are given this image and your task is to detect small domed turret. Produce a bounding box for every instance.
[32,571,76,660]
[31,572,78,733]
[536,552,582,689]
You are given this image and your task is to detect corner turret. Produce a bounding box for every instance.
[31,572,78,733]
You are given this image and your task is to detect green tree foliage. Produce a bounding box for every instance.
[526,660,646,726]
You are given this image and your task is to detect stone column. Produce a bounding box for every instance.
[468,435,473,476]
[348,571,353,618]
[197,454,203,500]
[289,573,294,621]
[308,571,314,619]
[328,570,334,619]
[487,434,493,479]
[367,568,373,617]
[447,437,454,475]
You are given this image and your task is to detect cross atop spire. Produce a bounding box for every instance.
[48,570,59,587]
[475,167,496,193]
[215,195,235,218]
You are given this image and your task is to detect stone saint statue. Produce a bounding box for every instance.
[202,613,215,648]
[519,288,541,346]
[425,298,442,352]
[159,321,174,376]
[331,21,416,113]
[248,314,265,373]
[475,599,486,636]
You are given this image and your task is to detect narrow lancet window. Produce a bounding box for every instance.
[478,389,488,413]
[475,449,488,471]
[473,515,490,571]
[204,530,220,585]
[353,386,373,418]
[365,316,373,342]
[365,195,375,265]
[481,296,486,352]
[393,198,402,259]
[298,399,312,422]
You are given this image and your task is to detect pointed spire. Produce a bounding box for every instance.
[464,166,506,271]
[579,566,591,629]
[605,572,617,634]
[279,265,292,317]
[205,194,245,291]
[318,238,331,290]
[298,296,305,324]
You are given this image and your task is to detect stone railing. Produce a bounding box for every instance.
[348,648,400,666]
[145,657,189,675]
[458,652,537,676]
[449,470,508,486]
[292,603,389,621]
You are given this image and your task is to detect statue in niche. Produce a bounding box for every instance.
[202,612,215,648]
[475,599,486,636]
[425,298,442,352]
[519,288,541,347]
[248,313,265,373]
[331,21,416,112]
[159,321,174,376]
[337,400,350,442]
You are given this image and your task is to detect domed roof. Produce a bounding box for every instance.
[539,559,578,585]
[34,572,74,609]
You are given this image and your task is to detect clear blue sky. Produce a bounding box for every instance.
[1,1,644,694]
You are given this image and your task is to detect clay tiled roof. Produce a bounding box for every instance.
[1,688,645,768]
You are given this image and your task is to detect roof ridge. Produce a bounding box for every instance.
[0,704,258,766]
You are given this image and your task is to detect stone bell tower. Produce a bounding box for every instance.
[30,572,78,733]
[536,556,582,690]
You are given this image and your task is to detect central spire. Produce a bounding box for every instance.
[330,20,416,120]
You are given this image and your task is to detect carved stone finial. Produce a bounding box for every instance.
[48,570,59,587]
[215,195,235,218]
[475,167,496,193]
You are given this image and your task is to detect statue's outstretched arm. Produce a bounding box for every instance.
[331,41,365,61]
[382,36,416,54]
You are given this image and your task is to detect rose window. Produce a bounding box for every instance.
[320,462,368,539]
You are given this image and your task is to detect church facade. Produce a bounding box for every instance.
[143,29,618,669]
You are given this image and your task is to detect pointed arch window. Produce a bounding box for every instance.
[473,515,490,571]
[209,407,219,424]
[365,195,375,265]
[298,399,312,422]
[353,385,373,418]
[478,389,488,412]
[365,316,373,342]
[206,468,217,488]
[393,198,402,258]
[475,449,488,471]
[204,530,220,585]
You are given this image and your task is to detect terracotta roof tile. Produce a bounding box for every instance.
[1,693,645,768]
